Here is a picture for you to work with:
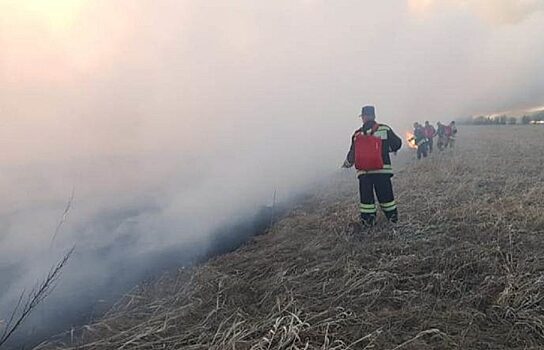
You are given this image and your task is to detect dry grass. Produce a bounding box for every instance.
[39,126,544,350]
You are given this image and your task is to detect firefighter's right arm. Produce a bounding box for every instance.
[388,129,402,152]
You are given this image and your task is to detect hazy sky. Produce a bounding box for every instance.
[1,0,544,162]
[1,0,544,345]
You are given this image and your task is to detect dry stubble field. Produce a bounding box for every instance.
[42,126,544,350]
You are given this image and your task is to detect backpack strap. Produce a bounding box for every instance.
[368,123,380,135]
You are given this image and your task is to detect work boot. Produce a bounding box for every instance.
[386,211,399,224]
[361,213,377,228]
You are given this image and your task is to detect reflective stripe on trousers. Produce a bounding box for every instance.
[360,203,377,214]
[380,200,397,212]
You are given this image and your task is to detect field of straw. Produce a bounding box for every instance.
[41,126,544,350]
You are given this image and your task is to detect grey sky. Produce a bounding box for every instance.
[1,0,544,162]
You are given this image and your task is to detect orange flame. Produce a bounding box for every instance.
[405,131,417,149]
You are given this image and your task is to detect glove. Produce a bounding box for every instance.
[341,160,353,168]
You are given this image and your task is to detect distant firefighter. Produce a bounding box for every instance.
[447,121,458,148]
[342,105,402,227]
[409,122,428,160]
[436,122,448,151]
[423,121,436,154]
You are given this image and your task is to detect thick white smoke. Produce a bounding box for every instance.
[409,0,544,24]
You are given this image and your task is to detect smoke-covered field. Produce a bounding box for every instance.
[37,126,544,350]
[2,1,544,349]
[0,151,328,348]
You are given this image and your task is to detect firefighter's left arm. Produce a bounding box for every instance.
[388,129,402,152]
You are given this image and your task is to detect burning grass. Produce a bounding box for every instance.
[404,131,417,149]
[40,126,544,349]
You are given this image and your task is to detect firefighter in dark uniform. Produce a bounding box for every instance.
[423,121,436,154]
[436,122,447,150]
[410,122,429,160]
[342,106,402,226]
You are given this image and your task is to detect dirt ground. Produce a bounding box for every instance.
[40,126,544,350]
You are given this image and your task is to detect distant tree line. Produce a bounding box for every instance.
[459,111,544,125]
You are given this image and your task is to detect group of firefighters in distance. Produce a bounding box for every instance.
[409,120,458,159]
[342,105,458,228]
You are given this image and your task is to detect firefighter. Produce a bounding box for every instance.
[410,122,428,159]
[423,121,436,154]
[448,121,458,148]
[342,105,402,227]
[436,122,447,151]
